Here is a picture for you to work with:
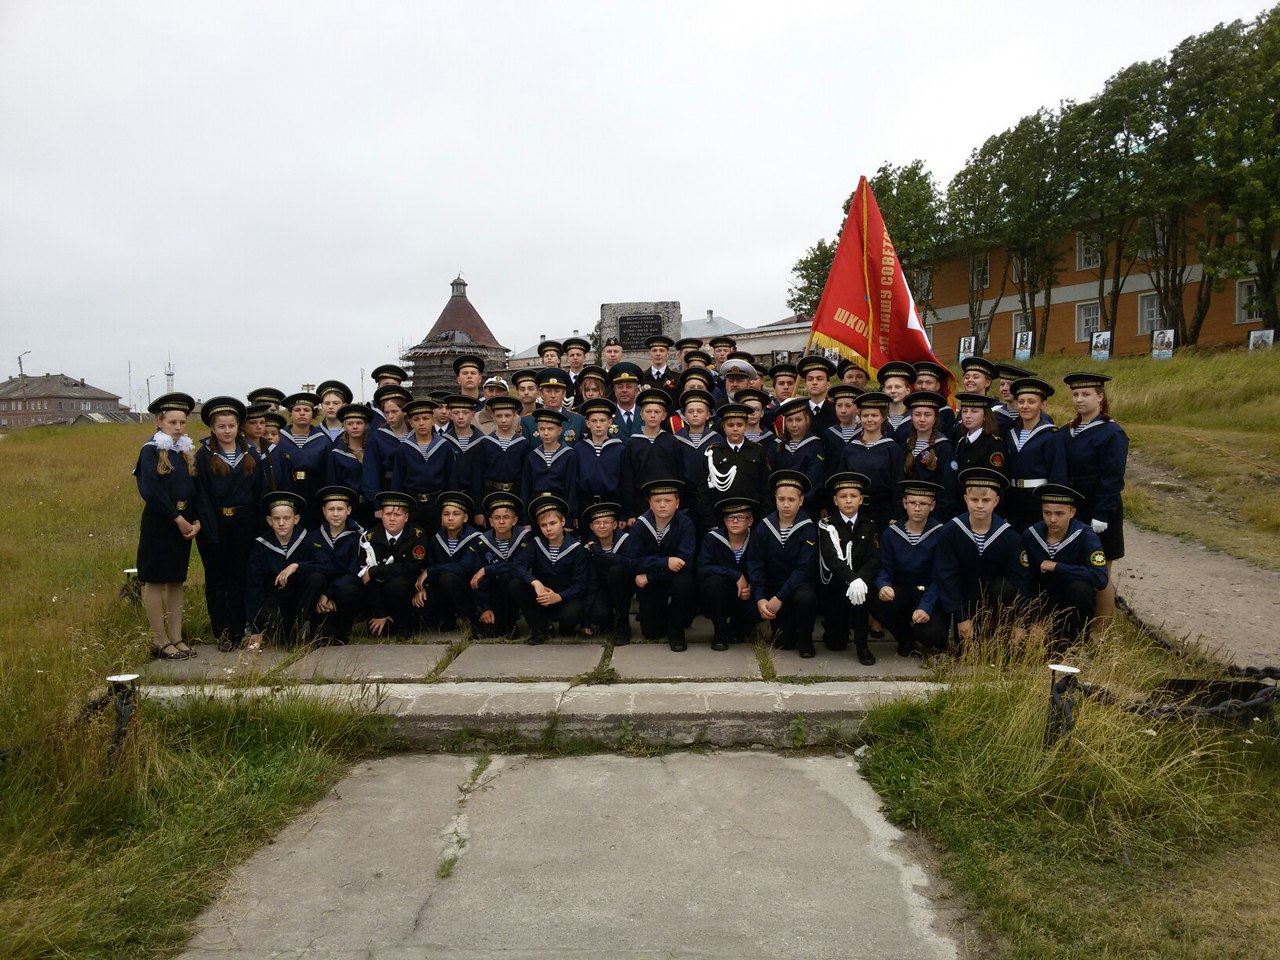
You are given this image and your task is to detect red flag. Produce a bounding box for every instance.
[808,177,941,376]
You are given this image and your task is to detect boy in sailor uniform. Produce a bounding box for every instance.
[747,470,819,657]
[672,388,723,487]
[471,492,531,638]
[414,491,483,632]
[271,392,331,524]
[618,389,680,523]
[521,408,580,523]
[304,486,365,645]
[817,472,881,665]
[870,481,949,657]
[360,491,430,640]
[324,404,374,529]
[697,497,758,650]
[692,401,770,530]
[623,479,698,651]
[244,491,326,650]
[510,494,590,645]
[581,501,634,641]
[1022,484,1109,650]
[773,396,827,517]
[933,468,1029,645]
[575,398,626,508]
[361,385,413,510]
[390,398,459,536]
[467,395,528,526]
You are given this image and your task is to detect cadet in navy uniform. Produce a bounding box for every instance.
[697,497,758,650]
[244,491,326,650]
[304,486,365,645]
[194,396,268,651]
[466,395,528,525]
[1002,377,1067,531]
[773,396,828,517]
[690,401,770,533]
[581,501,634,640]
[315,379,354,441]
[392,397,458,534]
[900,391,958,520]
[361,384,413,510]
[325,403,374,529]
[623,479,697,651]
[135,392,210,660]
[263,411,287,487]
[365,364,409,429]
[415,491,483,631]
[1022,484,1109,650]
[956,357,1002,433]
[521,408,580,522]
[510,494,590,644]
[471,492,531,638]
[933,468,1029,644]
[1061,371,1128,624]
[672,388,723,507]
[877,361,917,444]
[361,491,430,639]
[575,398,625,507]
[271,392,330,523]
[641,334,681,401]
[821,383,864,465]
[841,392,903,525]
[951,393,1007,484]
[618,389,680,522]
[748,470,819,656]
[817,471,881,663]
[912,361,956,436]
[870,481,949,657]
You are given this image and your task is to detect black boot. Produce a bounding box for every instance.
[824,635,848,652]
[527,631,547,646]
[857,642,877,666]
[668,629,688,653]
[613,615,632,645]
[711,631,729,652]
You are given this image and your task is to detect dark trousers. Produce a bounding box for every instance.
[764,581,818,653]
[313,579,363,644]
[954,576,1022,645]
[420,570,476,630]
[250,569,327,642]
[364,573,419,638]
[868,588,949,653]
[508,578,583,638]
[588,565,635,631]
[1034,579,1097,649]
[701,574,757,643]
[196,512,256,640]
[820,579,871,650]
[636,568,696,643]
[477,572,519,637]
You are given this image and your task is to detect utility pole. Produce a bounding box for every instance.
[165,355,174,393]
[17,351,30,419]
[146,375,155,407]
[127,361,133,413]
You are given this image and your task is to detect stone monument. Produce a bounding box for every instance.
[599,301,682,364]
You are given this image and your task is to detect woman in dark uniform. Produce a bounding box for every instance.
[899,391,957,520]
[1062,372,1128,624]
[951,393,1005,478]
[1002,377,1066,531]
[840,392,903,525]
[134,393,210,660]
[773,396,827,517]
[195,396,268,651]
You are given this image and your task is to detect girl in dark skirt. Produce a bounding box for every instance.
[1062,372,1129,624]
[195,396,268,650]
[134,392,210,660]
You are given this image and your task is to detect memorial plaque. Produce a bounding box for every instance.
[618,314,663,350]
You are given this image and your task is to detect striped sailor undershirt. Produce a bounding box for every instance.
[1043,538,1064,558]
[546,542,564,561]
[971,529,991,553]
[686,430,704,441]
[445,536,459,551]
[887,413,909,428]
[215,448,244,468]
[587,439,610,453]
[492,433,520,449]
[785,440,805,453]
[652,525,670,543]
[912,438,930,456]
[491,537,513,558]
[902,529,926,545]
[539,447,560,465]
[454,434,476,450]
[746,431,767,442]
[777,525,795,545]
[1015,428,1032,450]
[732,543,747,562]
[838,424,859,440]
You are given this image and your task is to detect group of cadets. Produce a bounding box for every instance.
[134,334,1127,662]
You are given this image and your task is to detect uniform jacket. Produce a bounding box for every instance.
[696,526,752,581]
[195,440,268,533]
[840,436,904,523]
[467,432,530,505]
[747,511,817,602]
[774,435,827,515]
[1022,519,1109,592]
[245,526,315,622]
[474,526,532,610]
[521,444,580,520]
[817,512,881,589]
[619,432,680,519]
[575,436,626,505]
[391,433,458,498]
[623,510,696,580]
[135,440,215,530]
[933,513,1028,616]
[362,426,410,504]
[512,534,590,602]
[271,428,331,494]
[302,522,364,592]
[873,519,944,615]
[361,524,429,583]
[1062,418,1128,528]
[424,525,484,581]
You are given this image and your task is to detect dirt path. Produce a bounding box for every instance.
[1116,521,1280,669]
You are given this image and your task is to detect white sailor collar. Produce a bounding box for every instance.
[256,526,309,558]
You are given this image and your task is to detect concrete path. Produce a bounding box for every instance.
[181,753,961,960]
[1118,521,1280,669]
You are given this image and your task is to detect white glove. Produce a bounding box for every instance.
[1091,519,1109,534]
[846,578,868,606]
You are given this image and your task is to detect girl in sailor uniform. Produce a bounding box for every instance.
[618,389,680,523]
[325,403,373,529]
[840,392,903,525]
[361,384,412,516]
[244,403,271,461]
[1022,484,1109,650]
[773,396,827,517]
[957,357,999,433]
[244,491,327,650]
[821,383,864,467]
[315,380,354,441]
[951,393,1007,484]
[472,492,532,638]
[469,396,531,525]
[262,412,286,487]
[738,388,778,462]
[367,364,410,430]
[1001,378,1067,531]
[521,408,580,524]
[581,501,633,640]
[135,392,210,660]
[697,497,758,650]
[304,485,365,645]
[270,392,331,524]
[747,471,819,656]
[1061,372,1128,624]
[900,391,958,520]
[575,398,626,508]
[877,361,917,444]
[817,472,881,664]
[869,480,949,657]
[414,491,483,631]
[195,396,267,651]
[391,398,459,535]
[621,479,698,650]
[933,468,1029,645]
[510,494,590,644]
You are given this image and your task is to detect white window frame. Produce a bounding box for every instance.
[1075,302,1101,342]
[1137,293,1162,336]
[969,254,990,291]
[974,318,991,352]
[1237,278,1265,325]
[1076,232,1101,271]
[923,324,935,347]
[1011,311,1034,337]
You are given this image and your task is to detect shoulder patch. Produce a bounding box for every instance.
[1019,549,1029,567]
[989,451,1005,468]
[1090,549,1106,567]
[412,544,426,561]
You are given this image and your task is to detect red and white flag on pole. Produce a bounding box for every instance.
[807,176,941,376]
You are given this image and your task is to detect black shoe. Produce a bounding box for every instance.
[869,626,885,640]
[896,640,912,657]
[711,637,729,651]
[823,637,848,652]
[798,644,817,659]
[669,636,688,652]
[857,645,877,666]
[613,622,632,645]
[527,632,547,646]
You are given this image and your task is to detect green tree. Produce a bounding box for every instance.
[869,161,946,315]
[947,139,1011,354]
[786,238,837,319]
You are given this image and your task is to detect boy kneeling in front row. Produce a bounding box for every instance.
[471,492,531,639]
[306,485,366,645]
[1023,484,1108,651]
[361,491,430,639]
[414,491,482,632]
[581,502,634,641]
[244,491,327,651]
[623,478,697,651]
[510,493,589,645]
[868,480,949,658]
[748,470,818,656]
[818,472,881,665]
[697,497,758,651]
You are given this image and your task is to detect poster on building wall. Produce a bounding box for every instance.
[1249,329,1275,350]
[958,336,976,362]
[1151,329,1175,360]
[1090,331,1112,362]
[1013,331,1033,361]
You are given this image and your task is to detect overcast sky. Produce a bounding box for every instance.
[1,0,1264,407]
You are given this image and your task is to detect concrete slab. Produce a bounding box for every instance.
[772,641,930,680]
[284,643,449,682]
[610,642,763,680]
[137,644,288,684]
[441,643,604,681]
[179,753,959,959]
